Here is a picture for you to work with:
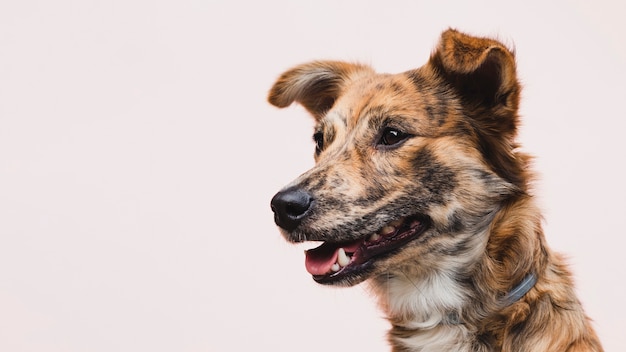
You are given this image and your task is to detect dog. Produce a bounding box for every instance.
[268,29,603,351]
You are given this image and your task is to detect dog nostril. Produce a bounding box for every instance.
[284,201,310,217]
[270,188,313,231]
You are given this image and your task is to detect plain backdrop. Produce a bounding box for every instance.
[1,1,624,351]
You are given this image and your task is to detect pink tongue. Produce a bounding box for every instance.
[304,241,362,276]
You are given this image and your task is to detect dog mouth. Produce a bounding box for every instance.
[304,215,430,284]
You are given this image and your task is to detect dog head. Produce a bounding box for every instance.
[268,29,529,286]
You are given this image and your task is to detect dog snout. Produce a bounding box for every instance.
[270,187,313,231]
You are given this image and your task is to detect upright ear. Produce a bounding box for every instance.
[268,61,372,120]
[429,29,527,189]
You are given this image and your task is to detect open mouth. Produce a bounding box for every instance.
[304,215,430,284]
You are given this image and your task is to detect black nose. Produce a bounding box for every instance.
[270,187,313,231]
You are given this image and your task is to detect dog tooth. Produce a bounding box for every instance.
[370,233,381,242]
[389,219,403,227]
[331,263,340,272]
[379,226,395,236]
[337,248,351,267]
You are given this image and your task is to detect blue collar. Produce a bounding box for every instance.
[445,273,537,325]
[501,273,537,306]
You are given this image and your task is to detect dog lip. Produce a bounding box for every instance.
[309,215,430,284]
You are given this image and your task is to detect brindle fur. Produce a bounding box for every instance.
[268,29,602,351]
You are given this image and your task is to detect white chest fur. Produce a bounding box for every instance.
[373,271,475,351]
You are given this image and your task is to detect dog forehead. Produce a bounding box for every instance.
[328,72,428,130]
[329,75,382,118]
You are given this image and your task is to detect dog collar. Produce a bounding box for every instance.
[501,273,537,306]
[445,273,537,325]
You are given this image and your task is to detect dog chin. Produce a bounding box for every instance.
[313,266,372,286]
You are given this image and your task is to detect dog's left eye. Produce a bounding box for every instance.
[378,128,410,147]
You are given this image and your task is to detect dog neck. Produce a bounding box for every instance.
[370,270,537,325]
[444,272,537,325]
[369,262,539,351]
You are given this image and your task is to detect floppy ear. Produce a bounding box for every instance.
[430,29,520,116]
[268,61,372,120]
[430,29,527,189]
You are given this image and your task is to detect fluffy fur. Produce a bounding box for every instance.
[268,29,602,351]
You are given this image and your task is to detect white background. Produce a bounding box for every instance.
[1,1,624,351]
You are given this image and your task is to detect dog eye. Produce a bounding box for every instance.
[378,128,410,147]
[313,132,324,154]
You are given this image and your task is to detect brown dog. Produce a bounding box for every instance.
[268,29,603,351]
